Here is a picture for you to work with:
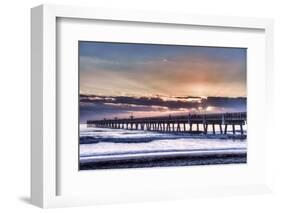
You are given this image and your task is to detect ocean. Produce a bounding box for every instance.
[79,124,247,170]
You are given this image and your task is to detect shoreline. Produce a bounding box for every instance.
[80,153,247,170]
[79,150,247,170]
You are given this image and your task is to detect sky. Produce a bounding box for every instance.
[79,41,247,122]
[79,41,246,97]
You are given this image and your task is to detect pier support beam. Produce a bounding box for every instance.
[240,124,244,135]
[177,123,181,132]
[204,124,208,134]
[166,123,170,132]
[89,112,247,136]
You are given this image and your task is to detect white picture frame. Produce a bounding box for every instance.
[31,4,274,208]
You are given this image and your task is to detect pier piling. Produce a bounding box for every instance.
[87,112,246,136]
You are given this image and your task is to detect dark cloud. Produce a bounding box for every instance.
[79,94,246,123]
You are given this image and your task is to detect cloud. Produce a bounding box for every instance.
[79,94,246,123]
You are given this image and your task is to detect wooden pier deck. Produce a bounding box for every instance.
[87,112,247,135]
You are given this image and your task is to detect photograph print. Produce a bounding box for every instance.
[79,41,247,170]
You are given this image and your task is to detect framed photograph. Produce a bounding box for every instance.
[79,41,248,170]
[31,4,274,208]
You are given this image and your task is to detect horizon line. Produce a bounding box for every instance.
[80,93,247,99]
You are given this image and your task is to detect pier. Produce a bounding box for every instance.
[87,112,247,135]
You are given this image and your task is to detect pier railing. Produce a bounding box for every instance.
[87,112,247,135]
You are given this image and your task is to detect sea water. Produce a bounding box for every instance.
[79,124,247,170]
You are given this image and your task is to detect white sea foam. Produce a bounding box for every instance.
[79,126,247,163]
